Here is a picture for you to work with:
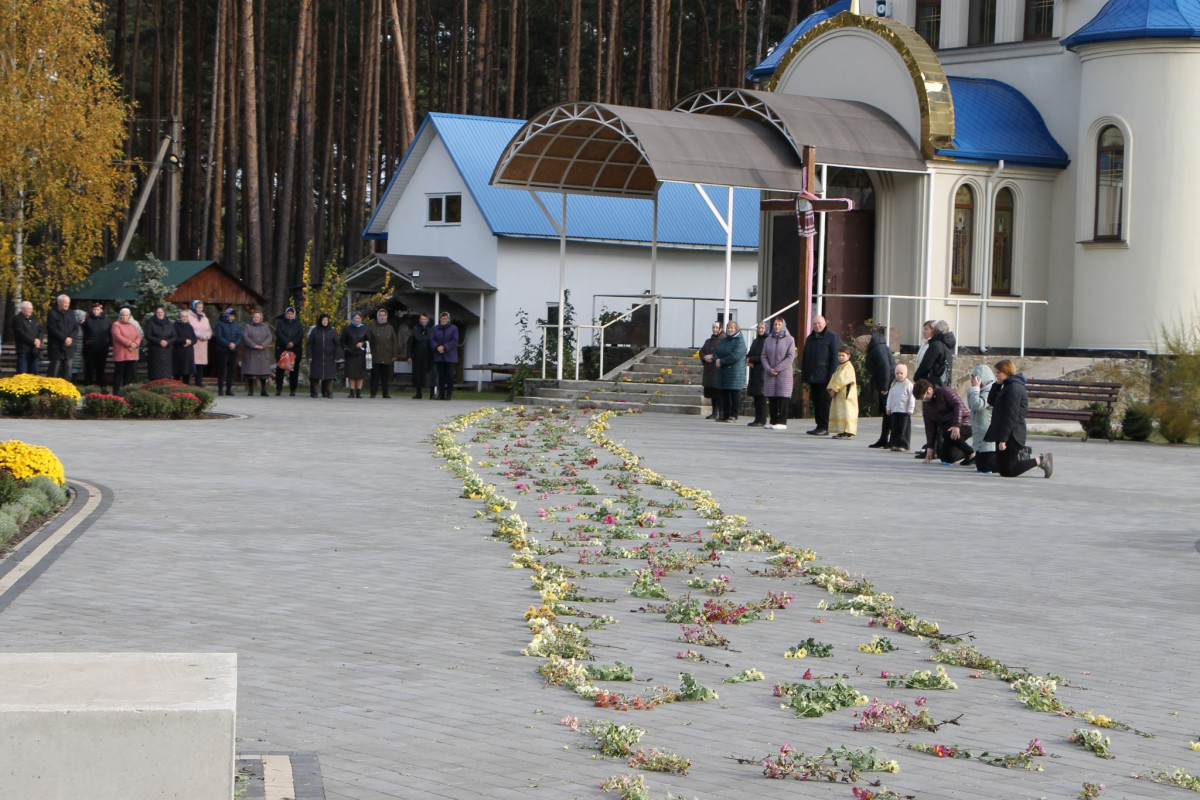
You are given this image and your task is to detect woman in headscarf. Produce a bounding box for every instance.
[172,309,198,384]
[144,306,176,381]
[761,318,796,430]
[110,307,142,394]
[984,359,1053,479]
[186,300,213,387]
[713,319,747,422]
[213,308,242,397]
[744,321,769,427]
[966,364,997,473]
[307,313,339,398]
[699,321,723,419]
[241,310,274,396]
[340,311,371,398]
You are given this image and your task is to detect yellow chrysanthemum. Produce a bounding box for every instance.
[0,440,66,485]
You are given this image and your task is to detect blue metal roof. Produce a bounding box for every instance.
[1063,0,1200,49]
[366,112,759,248]
[936,78,1069,169]
[747,0,851,82]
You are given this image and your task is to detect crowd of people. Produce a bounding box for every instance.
[704,314,1054,479]
[8,296,463,401]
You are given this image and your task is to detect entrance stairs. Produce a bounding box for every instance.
[517,347,707,414]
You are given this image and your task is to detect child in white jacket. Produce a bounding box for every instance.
[885,363,916,451]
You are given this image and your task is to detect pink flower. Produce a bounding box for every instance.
[603,514,616,524]
[880,671,892,679]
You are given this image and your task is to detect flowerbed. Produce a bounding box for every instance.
[0,441,68,551]
[0,375,81,417]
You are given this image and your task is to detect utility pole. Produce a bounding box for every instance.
[167,118,182,261]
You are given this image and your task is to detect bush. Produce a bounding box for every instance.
[165,391,203,419]
[1152,397,1195,444]
[0,511,18,546]
[1122,404,1154,441]
[1083,403,1112,440]
[29,394,77,419]
[121,388,173,419]
[16,491,49,517]
[5,502,30,525]
[0,471,21,506]
[27,475,67,505]
[82,393,132,419]
[0,374,81,416]
[141,381,213,414]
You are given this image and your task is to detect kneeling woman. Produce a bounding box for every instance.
[983,360,1053,478]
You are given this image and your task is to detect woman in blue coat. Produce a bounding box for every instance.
[713,320,747,422]
[213,308,243,396]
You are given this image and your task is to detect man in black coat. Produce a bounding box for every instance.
[406,313,435,399]
[11,301,44,375]
[799,315,841,435]
[81,302,113,389]
[46,294,81,379]
[273,306,304,396]
[865,329,896,447]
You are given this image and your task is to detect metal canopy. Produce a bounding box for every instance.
[343,254,496,293]
[490,102,809,197]
[674,87,929,173]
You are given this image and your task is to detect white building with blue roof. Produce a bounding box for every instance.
[362,112,760,374]
[748,0,1200,352]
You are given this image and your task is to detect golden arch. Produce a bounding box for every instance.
[765,11,954,160]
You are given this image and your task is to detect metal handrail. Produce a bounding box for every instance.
[815,292,1049,357]
[596,297,659,377]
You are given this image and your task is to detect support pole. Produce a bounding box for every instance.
[650,191,659,348]
[815,163,828,317]
[723,186,733,327]
[799,146,817,342]
[477,292,485,392]
[116,136,174,261]
[557,193,567,381]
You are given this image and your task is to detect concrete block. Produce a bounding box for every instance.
[0,652,236,800]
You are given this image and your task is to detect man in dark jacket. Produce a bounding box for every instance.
[11,301,43,375]
[914,379,974,465]
[367,308,400,398]
[429,312,459,401]
[865,329,896,448]
[46,294,81,379]
[273,306,304,396]
[407,313,435,399]
[81,302,113,389]
[800,315,841,435]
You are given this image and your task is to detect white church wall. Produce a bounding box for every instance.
[1072,42,1200,351]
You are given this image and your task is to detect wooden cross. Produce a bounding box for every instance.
[759,146,854,338]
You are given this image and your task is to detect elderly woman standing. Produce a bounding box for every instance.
[187,301,213,387]
[744,321,769,427]
[307,313,339,398]
[213,308,242,396]
[341,311,371,398]
[144,306,177,381]
[984,359,1053,478]
[714,320,747,422]
[699,322,723,419]
[241,310,274,396]
[761,318,796,430]
[110,307,142,394]
[172,309,198,384]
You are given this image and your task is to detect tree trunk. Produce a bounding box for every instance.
[201,0,228,260]
[240,0,264,294]
[273,0,313,309]
[470,0,489,114]
[566,0,580,101]
[223,0,240,275]
[388,0,416,145]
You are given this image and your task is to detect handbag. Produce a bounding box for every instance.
[277,350,296,372]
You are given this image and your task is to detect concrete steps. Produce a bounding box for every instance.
[517,347,708,414]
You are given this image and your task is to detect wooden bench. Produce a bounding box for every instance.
[1025,378,1121,441]
[469,363,518,391]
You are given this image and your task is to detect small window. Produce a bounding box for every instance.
[426,193,462,225]
[1024,0,1053,40]
[951,185,974,293]
[968,0,996,46]
[992,188,1014,295]
[916,0,942,48]
[1094,126,1124,240]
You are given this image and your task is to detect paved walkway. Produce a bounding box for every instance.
[0,397,1197,799]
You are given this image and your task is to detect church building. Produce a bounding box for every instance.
[749,0,1200,352]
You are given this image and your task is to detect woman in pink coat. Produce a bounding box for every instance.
[110,307,143,394]
[761,318,796,430]
[186,300,213,386]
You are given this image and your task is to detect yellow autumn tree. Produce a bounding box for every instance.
[0,0,131,309]
[294,245,347,333]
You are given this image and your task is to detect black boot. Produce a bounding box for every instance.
[247,381,254,396]
[413,389,422,399]
[310,386,318,398]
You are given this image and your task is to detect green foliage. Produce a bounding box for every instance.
[297,248,347,333]
[1068,728,1114,759]
[0,472,21,506]
[26,475,66,505]
[16,491,50,517]
[585,661,635,681]
[1083,402,1112,439]
[0,510,18,545]
[1151,308,1200,443]
[120,388,173,419]
[82,393,131,419]
[776,678,868,718]
[885,665,958,690]
[588,721,645,757]
[1012,674,1066,713]
[509,291,578,397]
[675,672,718,701]
[626,568,668,599]
[1122,403,1153,441]
[28,395,76,419]
[124,254,179,321]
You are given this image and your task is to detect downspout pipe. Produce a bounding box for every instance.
[979,160,1005,352]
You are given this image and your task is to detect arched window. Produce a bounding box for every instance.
[951,185,974,293]
[992,188,1014,294]
[917,0,942,48]
[1094,126,1124,240]
[969,0,996,45]
[1024,0,1053,39]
